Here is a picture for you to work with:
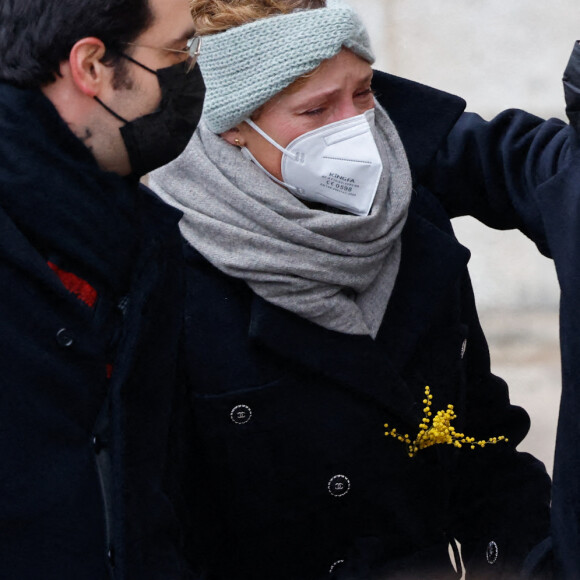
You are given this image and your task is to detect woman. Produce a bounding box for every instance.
[150,1,552,578]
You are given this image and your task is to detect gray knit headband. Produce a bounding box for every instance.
[197,0,375,134]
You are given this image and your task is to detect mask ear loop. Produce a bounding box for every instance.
[94,52,158,124]
[119,52,158,75]
[244,119,300,161]
[240,146,300,193]
[94,97,129,124]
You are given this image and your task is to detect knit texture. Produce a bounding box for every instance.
[150,100,411,338]
[198,0,375,134]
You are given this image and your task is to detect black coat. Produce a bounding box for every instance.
[178,72,551,579]
[424,42,580,578]
[0,83,190,579]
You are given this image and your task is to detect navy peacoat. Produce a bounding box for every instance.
[177,72,551,579]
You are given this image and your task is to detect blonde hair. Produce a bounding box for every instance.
[190,0,327,36]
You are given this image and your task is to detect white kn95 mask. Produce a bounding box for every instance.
[241,108,383,216]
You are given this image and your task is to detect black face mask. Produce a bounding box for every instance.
[96,55,205,177]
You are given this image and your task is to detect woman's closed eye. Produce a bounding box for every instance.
[303,106,326,116]
[298,87,374,118]
[355,88,375,100]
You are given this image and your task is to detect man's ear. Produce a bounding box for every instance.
[68,38,109,97]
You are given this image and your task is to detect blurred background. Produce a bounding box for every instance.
[348,0,579,474]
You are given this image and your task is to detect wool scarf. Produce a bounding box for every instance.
[150,102,412,337]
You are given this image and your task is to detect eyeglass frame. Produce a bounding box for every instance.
[124,36,202,73]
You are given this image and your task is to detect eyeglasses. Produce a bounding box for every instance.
[125,36,202,73]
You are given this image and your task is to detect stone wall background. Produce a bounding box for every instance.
[347,0,579,472]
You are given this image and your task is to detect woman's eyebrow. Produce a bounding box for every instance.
[296,88,341,106]
[294,76,374,108]
[359,71,374,85]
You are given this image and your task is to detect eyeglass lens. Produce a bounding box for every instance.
[186,37,202,72]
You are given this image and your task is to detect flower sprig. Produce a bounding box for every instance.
[384,386,509,458]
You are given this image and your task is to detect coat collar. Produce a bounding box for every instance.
[249,194,470,427]
[372,70,466,184]
[0,82,181,298]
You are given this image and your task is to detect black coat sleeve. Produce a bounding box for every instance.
[423,43,580,259]
[447,275,552,578]
[451,403,552,579]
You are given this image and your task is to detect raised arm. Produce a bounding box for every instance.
[424,42,580,258]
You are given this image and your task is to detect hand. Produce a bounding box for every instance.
[563,41,580,131]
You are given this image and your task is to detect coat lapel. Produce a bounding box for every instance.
[249,199,470,429]
[378,198,471,371]
[249,291,420,428]
[372,70,466,184]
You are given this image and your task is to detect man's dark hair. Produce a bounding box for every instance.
[0,0,153,88]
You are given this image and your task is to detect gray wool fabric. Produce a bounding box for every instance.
[149,102,412,338]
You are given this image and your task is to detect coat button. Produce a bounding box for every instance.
[486,540,498,565]
[230,404,252,425]
[329,559,345,575]
[56,328,74,347]
[117,296,129,316]
[328,474,350,497]
[92,435,104,454]
[107,546,115,568]
[460,338,467,359]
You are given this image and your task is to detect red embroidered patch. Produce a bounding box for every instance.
[48,262,98,308]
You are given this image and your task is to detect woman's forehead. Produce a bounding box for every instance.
[282,50,373,101]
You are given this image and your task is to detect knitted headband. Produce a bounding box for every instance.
[197,0,375,134]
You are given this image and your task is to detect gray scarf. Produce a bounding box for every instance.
[150,102,412,338]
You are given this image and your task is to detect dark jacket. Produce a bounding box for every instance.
[178,72,551,580]
[0,82,190,579]
[424,42,580,578]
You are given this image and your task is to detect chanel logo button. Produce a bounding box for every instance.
[230,405,252,425]
[91,435,104,454]
[460,338,468,359]
[56,328,74,348]
[486,540,498,565]
[328,474,351,497]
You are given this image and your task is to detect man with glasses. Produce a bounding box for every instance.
[0,0,204,578]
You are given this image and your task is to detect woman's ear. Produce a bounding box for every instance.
[221,126,245,147]
[68,38,109,97]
